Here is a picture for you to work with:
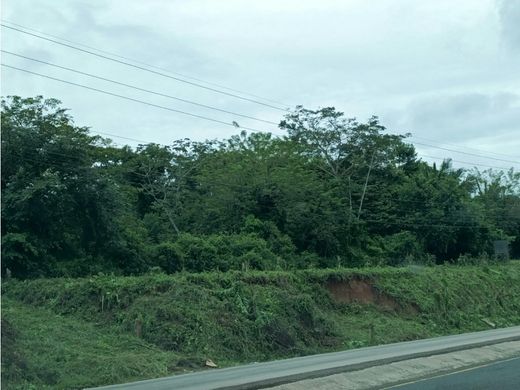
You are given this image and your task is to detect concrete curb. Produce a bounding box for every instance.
[271,342,520,390]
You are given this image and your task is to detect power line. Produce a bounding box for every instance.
[2,63,270,132]
[1,19,291,108]
[410,135,519,160]
[8,119,511,172]
[2,50,279,126]
[5,22,516,166]
[10,151,520,224]
[412,141,520,165]
[2,20,289,108]
[6,124,516,210]
[1,23,289,112]
[2,65,515,172]
[418,154,516,171]
[88,131,151,145]
[3,23,517,165]
[5,132,519,217]
[87,133,520,170]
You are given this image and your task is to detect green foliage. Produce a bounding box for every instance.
[242,215,296,260]
[380,231,425,265]
[146,242,184,273]
[1,233,41,277]
[2,96,519,277]
[158,232,283,272]
[3,263,520,388]
[1,96,146,278]
[1,298,179,389]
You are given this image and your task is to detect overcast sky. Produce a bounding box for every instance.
[1,0,520,170]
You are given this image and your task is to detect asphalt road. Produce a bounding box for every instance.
[387,356,520,390]
[89,326,520,390]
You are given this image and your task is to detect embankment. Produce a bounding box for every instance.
[2,263,520,389]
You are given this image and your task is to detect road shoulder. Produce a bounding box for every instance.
[268,341,520,390]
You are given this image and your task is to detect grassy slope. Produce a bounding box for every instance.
[1,298,179,390]
[2,262,520,389]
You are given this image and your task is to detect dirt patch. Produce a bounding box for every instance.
[326,279,415,313]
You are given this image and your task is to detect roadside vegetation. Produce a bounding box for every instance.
[3,263,520,388]
[2,96,519,388]
[2,96,519,279]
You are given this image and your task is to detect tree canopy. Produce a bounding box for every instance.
[2,96,519,278]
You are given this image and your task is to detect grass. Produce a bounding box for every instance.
[2,262,520,389]
[1,298,183,390]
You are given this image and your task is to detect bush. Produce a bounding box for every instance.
[242,216,296,261]
[146,242,184,273]
[455,252,494,266]
[292,251,322,269]
[171,233,283,272]
[381,231,424,265]
[174,234,218,272]
[208,233,282,271]
[1,233,42,278]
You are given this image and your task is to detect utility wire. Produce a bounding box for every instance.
[419,154,516,171]
[43,128,520,170]
[2,63,516,169]
[5,130,519,221]
[16,122,513,171]
[10,151,520,223]
[2,50,279,126]
[5,23,517,164]
[1,19,291,108]
[90,131,520,170]
[413,141,520,165]
[1,63,270,132]
[8,122,514,171]
[410,135,519,160]
[1,23,289,111]
[6,125,516,209]
[4,22,517,164]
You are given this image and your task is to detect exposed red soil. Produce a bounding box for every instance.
[326,279,415,313]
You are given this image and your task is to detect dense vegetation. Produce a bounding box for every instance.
[2,96,520,389]
[3,263,520,388]
[2,96,519,278]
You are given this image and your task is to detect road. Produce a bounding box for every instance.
[89,326,520,390]
[387,356,520,390]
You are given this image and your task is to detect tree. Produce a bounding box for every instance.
[2,96,517,276]
[467,168,520,257]
[279,106,416,260]
[1,96,145,277]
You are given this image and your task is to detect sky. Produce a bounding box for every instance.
[1,0,520,170]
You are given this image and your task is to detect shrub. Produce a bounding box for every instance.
[1,233,42,278]
[146,242,184,273]
[171,232,282,272]
[381,231,424,265]
[242,216,296,260]
[174,234,218,272]
[292,251,322,269]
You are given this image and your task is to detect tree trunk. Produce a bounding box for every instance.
[357,153,375,220]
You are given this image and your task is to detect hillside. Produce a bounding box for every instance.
[3,262,520,389]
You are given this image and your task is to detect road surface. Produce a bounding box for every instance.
[388,356,520,390]
[89,326,520,390]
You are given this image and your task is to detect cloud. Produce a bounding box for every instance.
[396,92,520,141]
[378,92,520,168]
[497,0,520,51]
[1,0,519,160]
